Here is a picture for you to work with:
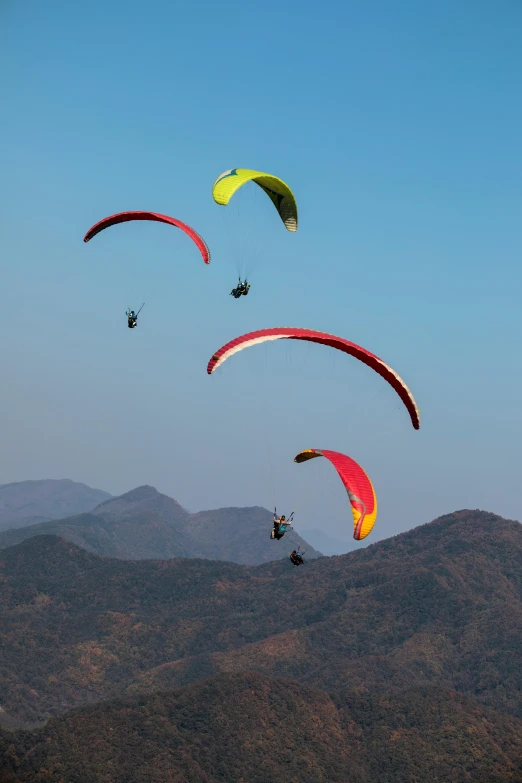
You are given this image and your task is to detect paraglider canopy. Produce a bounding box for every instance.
[207,327,420,430]
[295,448,377,541]
[212,169,298,232]
[83,211,211,264]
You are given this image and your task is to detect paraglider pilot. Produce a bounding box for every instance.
[126,309,138,328]
[271,508,294,540]
[230,278,250,299]
[290,550,304,566]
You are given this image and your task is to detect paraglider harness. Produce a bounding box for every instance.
[230,278,250,299]
[290,550,304,566]
[126,303,144,329]
[271,508,295,540]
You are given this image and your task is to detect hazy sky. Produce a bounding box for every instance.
[1,0,521,550]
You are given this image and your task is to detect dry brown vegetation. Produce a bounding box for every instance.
[0,508,521,781]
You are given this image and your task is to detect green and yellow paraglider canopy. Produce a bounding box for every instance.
[212,168,298,232]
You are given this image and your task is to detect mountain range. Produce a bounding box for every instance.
[0,479,112,532]
[2,671,522,783]
[0,512,522,783]
[1,506,521,781]
[0,484,321,565]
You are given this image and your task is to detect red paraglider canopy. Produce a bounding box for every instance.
[207,327,420,429]
[295,448,377,540]
[83,211,211,264]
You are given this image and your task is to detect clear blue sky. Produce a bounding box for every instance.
[1,0,521,551]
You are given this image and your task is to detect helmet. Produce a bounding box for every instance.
[281,515,286,520]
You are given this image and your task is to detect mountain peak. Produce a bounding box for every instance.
[92,485,190,528]
[118,485,163,502]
